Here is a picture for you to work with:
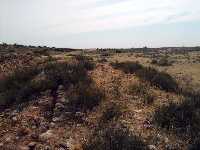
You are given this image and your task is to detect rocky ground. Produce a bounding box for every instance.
[0,48,199,150]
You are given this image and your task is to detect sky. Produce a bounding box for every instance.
[0,0,200,48]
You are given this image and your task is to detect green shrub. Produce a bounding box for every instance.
[83,123,148,150]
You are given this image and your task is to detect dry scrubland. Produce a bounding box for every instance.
[0,45,200,150]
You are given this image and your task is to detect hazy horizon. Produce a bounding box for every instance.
[1,0,200,48]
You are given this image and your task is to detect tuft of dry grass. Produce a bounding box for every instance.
[129,82,154,105]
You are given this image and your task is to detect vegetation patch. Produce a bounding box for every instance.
[111,61,178,92]
[0,66,41,108]
[153,93,200,141]
[74,55,95,70]
[151,57,172,66]
[83,123,148,150]
[99,103,122,125]
[65,81,103,113]
[136,67,178,92]
[0,55,96,110]
[111,61,143,74]
[129,82,154,105]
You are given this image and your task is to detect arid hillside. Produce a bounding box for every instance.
[0,45,200,150]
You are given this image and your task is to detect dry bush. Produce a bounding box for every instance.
[151,59,157,64]
[129,82,154,105]
[98,57,108,63]
[33,49,49,56]
[153,92,200,148]
[151,57,172,66]
[111,61,143,74]
[136,67,178,92]
[111,61,178,92]
[0,56,96,110]
[74,55,95,70]
[99,103,122,125]
[65,81,103,113]
[83,123,148,150]
[0,66,40,108]
[189,138,200,150]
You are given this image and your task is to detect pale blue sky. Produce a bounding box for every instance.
[1,0,200,48]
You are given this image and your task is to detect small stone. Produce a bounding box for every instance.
[55,103,65,109]
[165,144,173,150]
[0,143,3,147]
[52,116,63,122]
[165,144,179,150]
[12,116,18,122]
[40,121,49,132]
[50,122,55,128]
[164,137,169,143]
[31,132,39,140]
[75,112,84,117]
[28,142,37,149]
[59,142,69,149]
[58,85,65,91]
[148,145,157,150]
[5,136,12,142]
[52,117,60,122]
[44,145,51,150]
[10,110,18,117]
[17,127,30,137]
[59,97,67,103]
[35,144,43,149]
[76,124,81,127]
[65,112,72,116]
[156,134,163,142]
[18,146,29,150]
[32,125,37,129]
[39,130,54,141]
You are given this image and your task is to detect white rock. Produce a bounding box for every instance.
[12,116,18,122]
[59,97,67,103]
[50,122,55,128]
[52,117,62,122]
[55,103,65,109]
[148,145,157,150]
[164,137,169,143]
[28,142,37,148]
[58,85,65,91]
[39,130,54,141]
[0,143,3,147]
[18,146,29,150]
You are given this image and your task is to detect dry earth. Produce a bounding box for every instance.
[0,49,200,150]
